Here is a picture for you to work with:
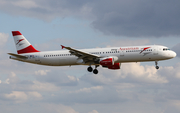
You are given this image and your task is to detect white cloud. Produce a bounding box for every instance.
[170,100,180,111]
[0,33,8,46]
[11,0,38,9]
[4,91,42,103]
[35,71,79,86]
[1,73,61,92]
[3,72,20,84]
[27,91,42,100]
[1,62,180,112]
[88,110,99,113]
[30,81,60,92]
[0,32,9,58]
[114,83,135,90]
[40,103,79,113]
[81,63,169,85]
[120,63,168,84]
[4,91,28,103]
[68,75,79,81]
[70,86,103,93]
[1,103,79,113]
[5,78,10,84]
[35,70,50,75]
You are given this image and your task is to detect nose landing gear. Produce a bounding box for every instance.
[155,61,159,69]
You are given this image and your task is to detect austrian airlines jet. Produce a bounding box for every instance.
[8,31,176,74]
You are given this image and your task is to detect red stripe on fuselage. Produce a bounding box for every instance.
[12,31,22,36]
[17,45,40,54]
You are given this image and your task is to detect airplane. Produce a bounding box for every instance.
[8,31,176,74]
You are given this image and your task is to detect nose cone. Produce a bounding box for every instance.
[164,51,176,59]
[172,51,177,58]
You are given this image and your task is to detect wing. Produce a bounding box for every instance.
[8,53,28,59]
[61,45,101,64]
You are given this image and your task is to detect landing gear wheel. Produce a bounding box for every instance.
[156,66,159,70]
[87,67,93,72]
[93,69,98,74]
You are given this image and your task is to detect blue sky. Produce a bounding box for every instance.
[1,0,180,113]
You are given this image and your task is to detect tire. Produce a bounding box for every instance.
[87,67,93,72]
[156,66,159,69]
[93,69,98,74]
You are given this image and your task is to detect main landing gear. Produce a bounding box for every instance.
[155,61,159,69]
[87,65,99,74]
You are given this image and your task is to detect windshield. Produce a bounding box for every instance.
[163,48,170,51]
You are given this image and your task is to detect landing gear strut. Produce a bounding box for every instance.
[155,61,159,69]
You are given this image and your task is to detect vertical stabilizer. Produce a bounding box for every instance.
[12,31,40,54]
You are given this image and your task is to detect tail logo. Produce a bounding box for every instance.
[16,39,24,45]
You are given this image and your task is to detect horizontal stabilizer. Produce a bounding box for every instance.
[8,53,28,59]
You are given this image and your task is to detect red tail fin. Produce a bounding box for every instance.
[12,31,40,54]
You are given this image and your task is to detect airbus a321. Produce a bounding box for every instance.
[8,31,176,74]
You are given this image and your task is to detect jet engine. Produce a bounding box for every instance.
[99,56,120,69]
[99,56,118,66]
[107,63,121,69]
[100,57,114,66]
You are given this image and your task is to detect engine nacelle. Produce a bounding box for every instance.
[100,57,114,66]
[99,56,118,66]
[108,63,121,70]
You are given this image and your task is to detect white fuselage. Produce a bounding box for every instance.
[10,45,176,66]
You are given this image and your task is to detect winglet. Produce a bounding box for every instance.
[61,45,65,49]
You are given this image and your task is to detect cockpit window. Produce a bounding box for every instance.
[163,48,170,51]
